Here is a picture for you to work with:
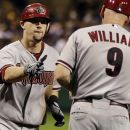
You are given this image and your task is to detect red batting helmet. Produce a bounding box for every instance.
[21,3,51,22]
[102,0,130,17]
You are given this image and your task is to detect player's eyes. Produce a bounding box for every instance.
[27,18,48,24]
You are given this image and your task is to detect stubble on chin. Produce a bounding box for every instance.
[33,35,43,43]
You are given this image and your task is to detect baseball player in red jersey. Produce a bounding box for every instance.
[55,0,130,130]
[0,3,64,130]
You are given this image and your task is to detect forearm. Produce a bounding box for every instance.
[55,64,71,91]
[45,85,53,98]
[3,56,46,83]
[46,94,64,127]
[4,66,26,82]
[51,89,58,96]
[57,77,71,91]
[45,86,59,100]
[45,85,64,127]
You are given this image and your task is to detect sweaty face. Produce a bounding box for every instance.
[22,18,48,42]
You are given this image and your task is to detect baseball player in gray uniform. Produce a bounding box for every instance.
[0,3,64,130]
[55,0,130,130]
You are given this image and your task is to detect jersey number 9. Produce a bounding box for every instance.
[106,47,123,77]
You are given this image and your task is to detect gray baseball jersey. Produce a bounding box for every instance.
[57,24,130,104]
[0,40,60,125]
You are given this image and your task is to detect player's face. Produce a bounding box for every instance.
[22,18,48,42]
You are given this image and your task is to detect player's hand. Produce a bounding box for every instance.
[47,95,65,127]
[51,102,65,127]
[55,120,65,127]
[24,55,47,77]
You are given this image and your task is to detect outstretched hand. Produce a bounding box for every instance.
[24,55,47,77]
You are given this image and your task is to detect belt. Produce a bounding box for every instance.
[73,97,128,110]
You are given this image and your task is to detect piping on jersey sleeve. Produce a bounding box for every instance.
[56,60,73,72]
[0,64,13,82]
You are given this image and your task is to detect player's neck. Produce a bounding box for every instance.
[20,39,43,53]
[102,9,128,27]
[102,19,125,27]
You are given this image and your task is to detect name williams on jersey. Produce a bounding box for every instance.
[88,30,130,46]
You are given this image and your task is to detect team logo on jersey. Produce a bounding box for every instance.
[21,71,54,86]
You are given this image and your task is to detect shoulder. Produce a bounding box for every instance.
[0,40,20,53]
[44,43,59,57]
[76,25,101,32]
[67,25,101,43]
[43,43,59,63]
[70,25,102,38]
[117,25,130,34]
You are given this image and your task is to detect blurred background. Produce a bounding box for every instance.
[0,0,104,50]
[0,0,130,129]
[0,0,130,51]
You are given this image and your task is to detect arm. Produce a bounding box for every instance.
[55,64,71,91]
[4,66,26,82]
[45,85,64,127]
[3,55,47,83]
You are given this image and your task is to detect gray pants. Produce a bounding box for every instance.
[69,99,129,130]
[0,117,39,130]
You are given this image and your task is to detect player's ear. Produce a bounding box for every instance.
[124,17,129,25]
[100,5,105,18]
[45,23,50,34]
[46,23,50,32]
[20,21,25,29]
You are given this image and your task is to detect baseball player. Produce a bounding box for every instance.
[55,0,130,130]
[0,3,64,130]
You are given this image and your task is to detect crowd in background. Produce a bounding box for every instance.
[0,0,130,53]
[0,0,101,52]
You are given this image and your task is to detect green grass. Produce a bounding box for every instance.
[39,112,69,130]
